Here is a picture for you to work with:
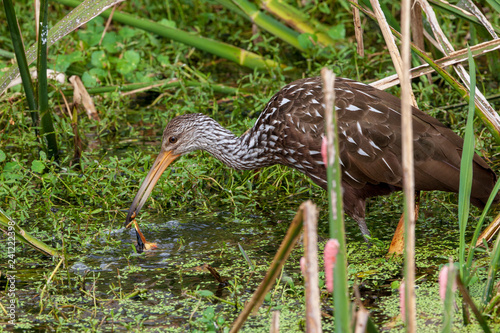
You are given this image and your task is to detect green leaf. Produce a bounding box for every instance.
[391,280,400,290]
[89,67,108,81]
[135,72,154,83]
[77,30,102,47]
[82,71,98,87]
[203,306,215,319]
[31,160,45,173]
[4,161,20,172]
[54,52,83,72]
[87,16,105,33]
[77,16,105,47]
[101,32,119,53]
[91,50,107,69]
[157,55,170,67]
[118,27,137,40]
[159,18,177,28]
[328,24,346,40]
[318,2,331,14]
[0,150,5,162]
[297,33,317,50]
[196,290,214,297]
[116,50,140,75]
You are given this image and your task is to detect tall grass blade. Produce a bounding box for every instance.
[456,275,492,332]
[0,207,62,258]
[56,0,283,71]
[466,179,500,268]
[62,79,241,96]
[302,202,322,332]
[429,0,500,34]
[482,227,500,306]
[256,0,337,47]
[358,0,401,30]
[368,0,406,98]
[457,46,476,283]
[418,1,500,141]
[230,0,304,51]
[484,0,500,13]
[441,263,456,333]
[238,243,255,270]
[213,0,247,17]
[37,0,59,161]
[3,0,38,121]
[0,0,124,94]
[351,1,500,143]
[372,39,500,90]
[230,202,306,332]
[400,0,417,329]
[321,68,351,332]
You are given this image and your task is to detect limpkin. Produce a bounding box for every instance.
[125,77,498,252]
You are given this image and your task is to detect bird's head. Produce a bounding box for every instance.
[124,113,213,251]
[159,113,213,156]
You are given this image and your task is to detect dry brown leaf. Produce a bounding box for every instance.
[69,75,100,121]
[418,0,500,134]
[369,0,417,106]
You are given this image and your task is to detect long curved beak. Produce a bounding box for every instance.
[125,150,180,252]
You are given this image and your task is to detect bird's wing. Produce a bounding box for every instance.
[338,78,496,203]
[252,76,496,206]
[254,76,406,189]
[255,77,328,186]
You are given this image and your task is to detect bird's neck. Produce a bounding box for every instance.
[202,122,276,170]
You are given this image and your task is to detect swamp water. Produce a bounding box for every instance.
[3,196,492,332]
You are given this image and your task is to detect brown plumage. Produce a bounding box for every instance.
[126,77,498,252]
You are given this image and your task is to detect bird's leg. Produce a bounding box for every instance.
[344,192,372,242]
[388,191,421,254]
[388,214,405,254]
[354,217,371,242]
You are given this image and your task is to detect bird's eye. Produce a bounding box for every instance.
[169,136,178,144]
